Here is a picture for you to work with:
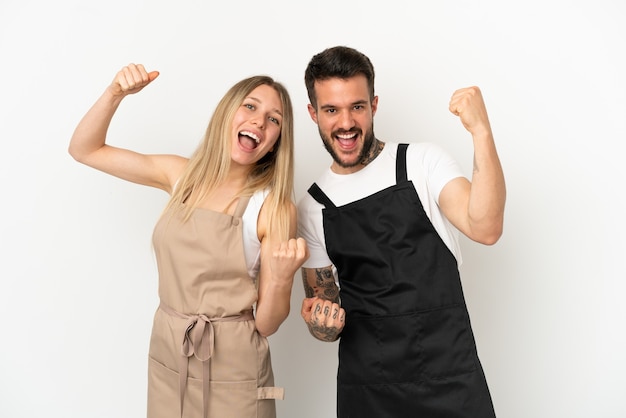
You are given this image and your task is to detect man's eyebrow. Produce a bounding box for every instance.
[319,100,368,110]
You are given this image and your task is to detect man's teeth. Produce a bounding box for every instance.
[337,133,356,139]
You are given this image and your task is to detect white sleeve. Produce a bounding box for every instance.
[407,142,466,264]
[297,193,334,269]
[408,142,466,202]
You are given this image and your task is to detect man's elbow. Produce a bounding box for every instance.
[472,223,503,245]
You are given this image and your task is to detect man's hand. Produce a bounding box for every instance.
[449,86,492,138]
[301,296,345,342]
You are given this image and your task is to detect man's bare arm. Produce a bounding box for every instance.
[301,266,345,341]
[302,266,340,302]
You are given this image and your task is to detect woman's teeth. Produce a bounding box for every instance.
[240,130,260,144]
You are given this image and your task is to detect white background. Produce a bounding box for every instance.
[1,0,624,417]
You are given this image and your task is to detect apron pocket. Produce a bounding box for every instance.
[418,304,476,379]
[148,358,279,418]
[338,312,422,384]
[206,380,280,418]
[147,357,184,418]
[207,380,259,417]
[339,306,476,384]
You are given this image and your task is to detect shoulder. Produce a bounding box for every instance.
[404,141,461,176]
[405,141,446,159]
[243,189,270,233]
[405,142,466,200]
[250,188,271,206]
[296,187,324,233]
[256,189,297,238]
[249,188,274,221]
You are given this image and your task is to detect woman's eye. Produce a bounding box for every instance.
[245,103,255,110]
[269,116,280,125]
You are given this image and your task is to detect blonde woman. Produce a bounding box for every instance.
[69,63,308,418]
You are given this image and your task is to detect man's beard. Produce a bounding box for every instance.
[319,127,376,169]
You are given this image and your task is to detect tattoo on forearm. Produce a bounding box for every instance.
[314,267,339,302]
[302,268,315,298]
[315,268,333,286]
[302,266,340,301]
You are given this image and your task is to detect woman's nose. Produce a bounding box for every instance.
[251,115,265,129]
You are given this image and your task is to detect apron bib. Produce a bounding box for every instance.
[148,196,282,418]
[308,143,495,418]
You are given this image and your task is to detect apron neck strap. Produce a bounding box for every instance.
[233,195,251,218]
[308,183,335,208]
[396,143,409,184]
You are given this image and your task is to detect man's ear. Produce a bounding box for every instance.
[371,95,379,116]
[307,103,319,124]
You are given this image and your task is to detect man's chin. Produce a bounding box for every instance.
[323,141,362,168]
[332,156,362,171]
[339,159,359,168]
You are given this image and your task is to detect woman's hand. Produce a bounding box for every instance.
[109,63,159,97]
[270,237,309,284]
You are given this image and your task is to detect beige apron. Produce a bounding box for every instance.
[148,197,283,418]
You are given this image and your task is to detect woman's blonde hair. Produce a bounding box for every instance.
[164,75,295,240]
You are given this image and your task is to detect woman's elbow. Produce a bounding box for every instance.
[68,144,80,161]
[68,143,89,164]
[257,328,275,338]
[255,310,290,338]
[256,323,280,338]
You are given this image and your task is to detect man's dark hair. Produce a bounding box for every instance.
[304,46,375,109]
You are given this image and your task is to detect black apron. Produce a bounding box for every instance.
[308,144,496,418]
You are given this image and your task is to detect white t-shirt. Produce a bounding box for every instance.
[242,188,268,280]
[298,142,466,277]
